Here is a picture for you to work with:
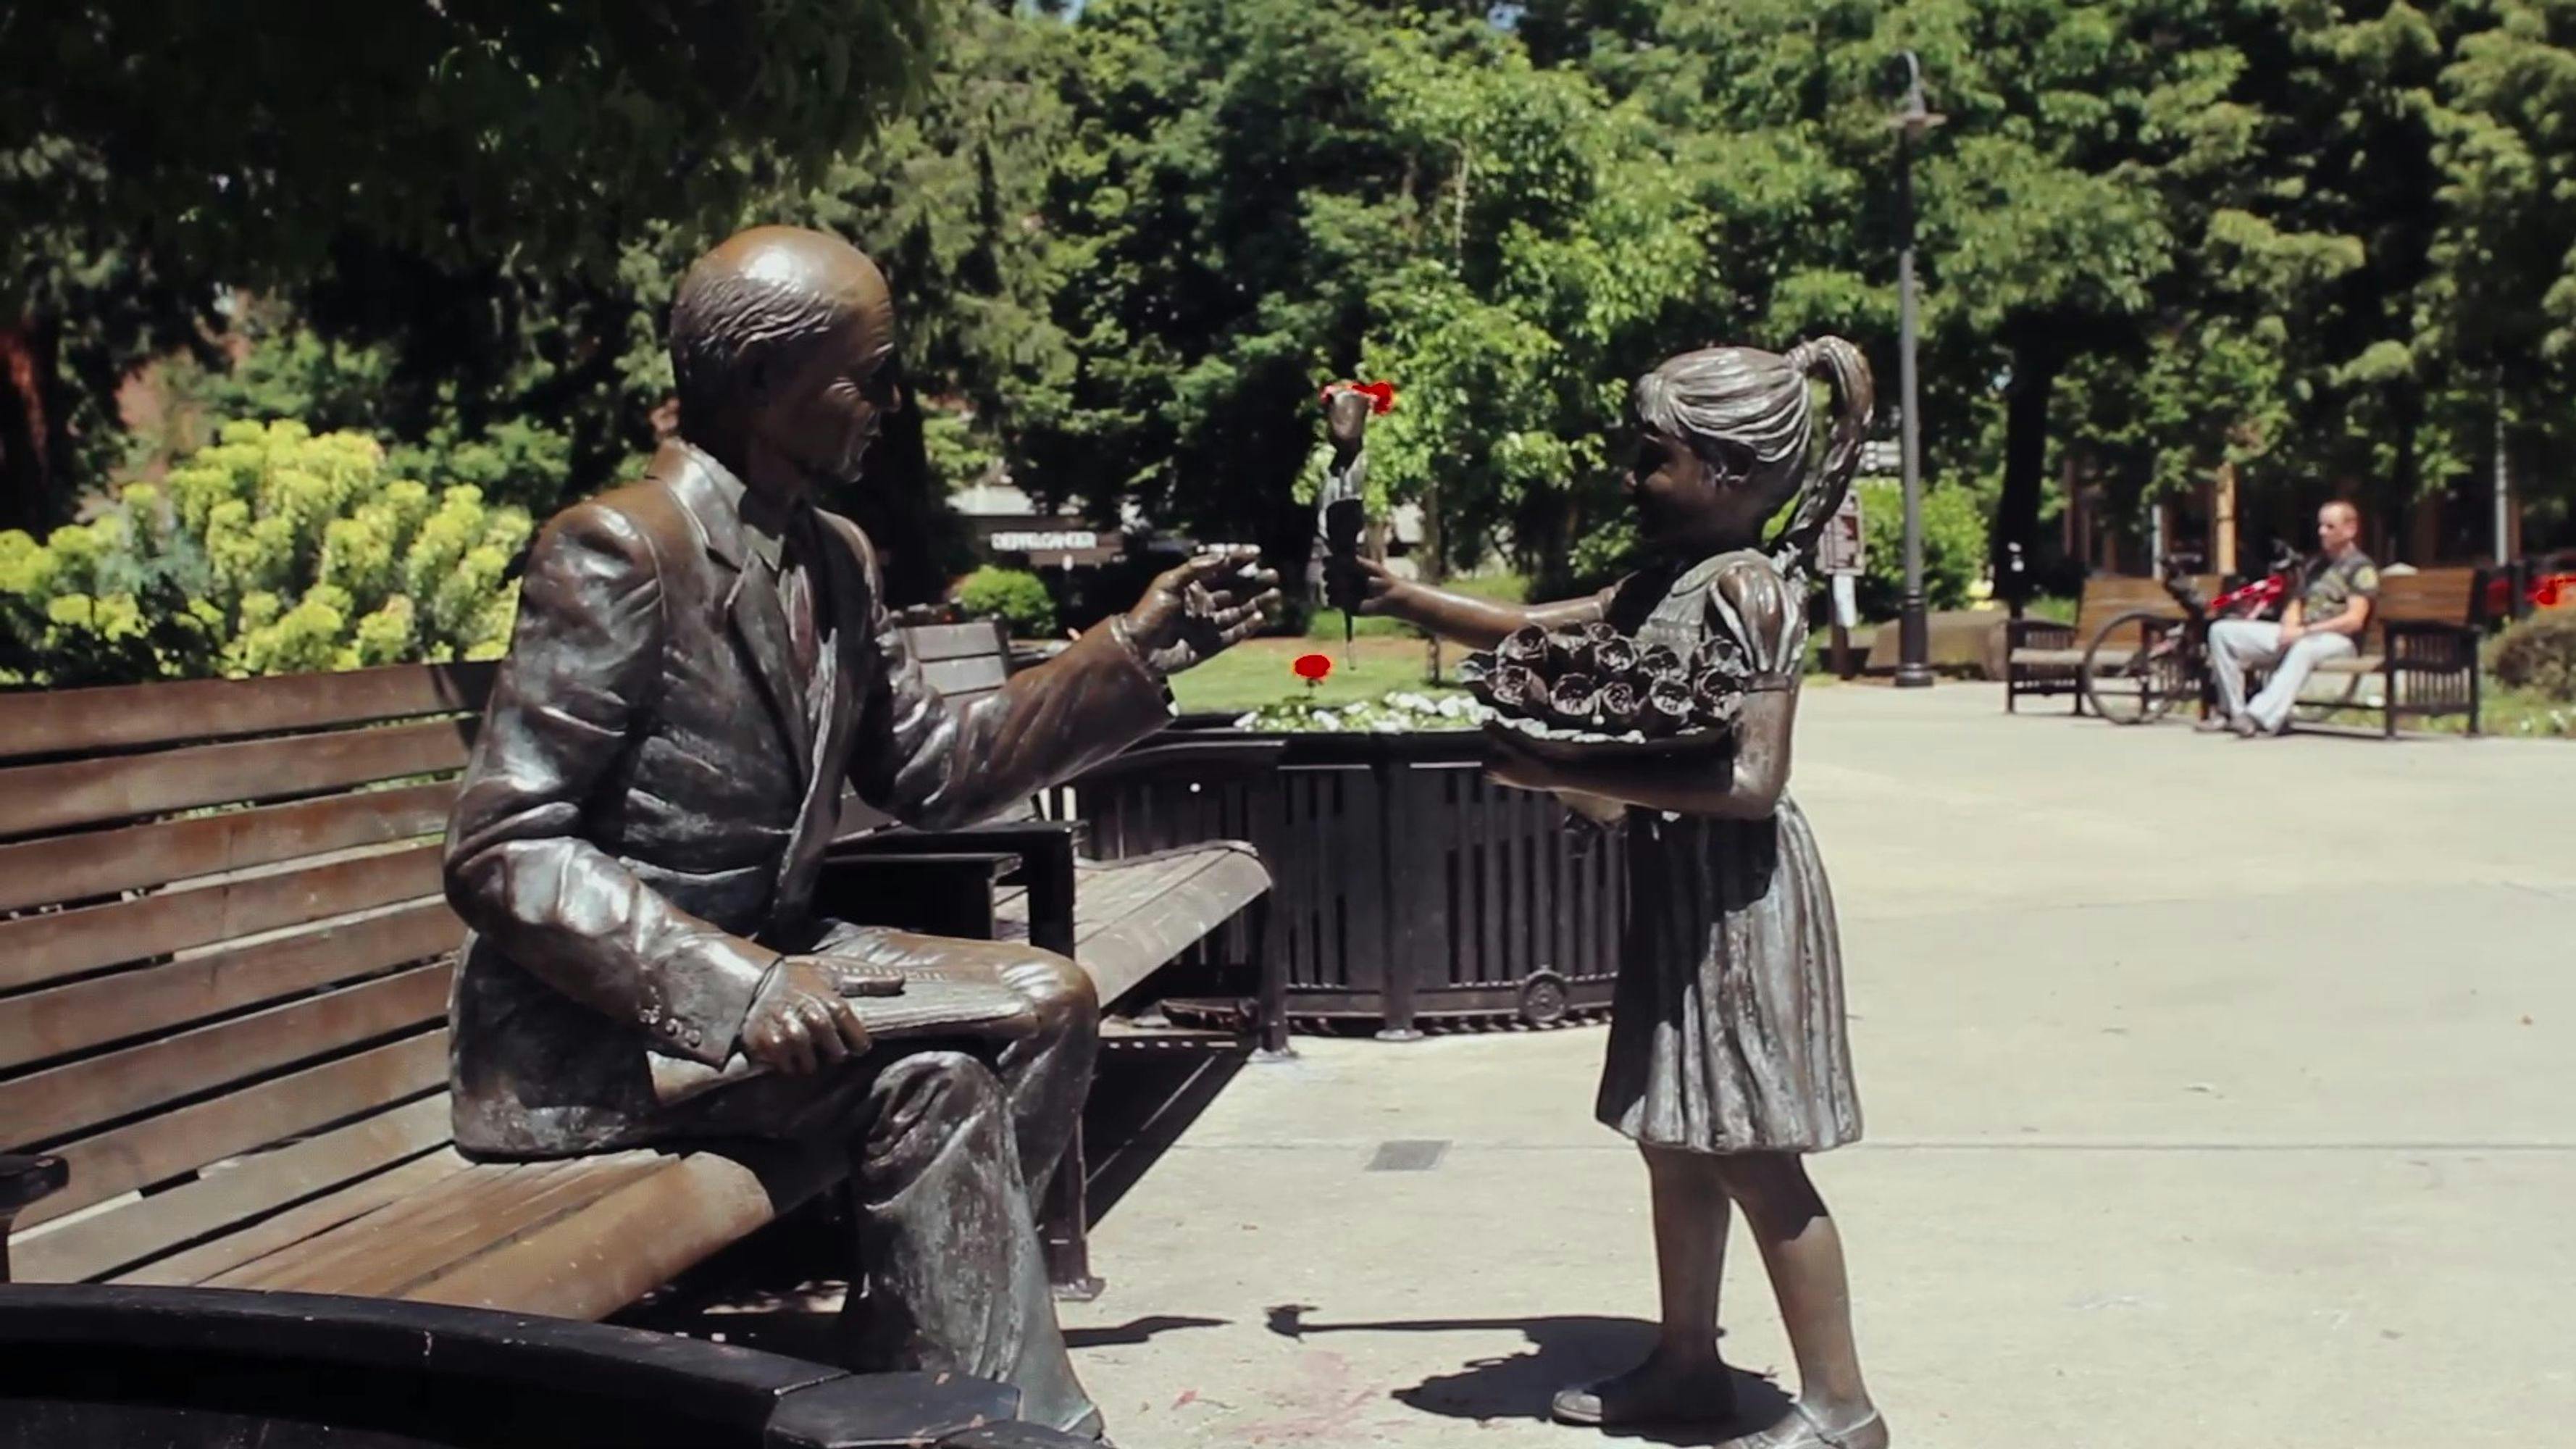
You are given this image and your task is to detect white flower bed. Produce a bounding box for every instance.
[1234,689,1489,733]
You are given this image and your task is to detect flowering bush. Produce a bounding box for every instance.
[2491,611,2576,703]
[1233,688,1486,732]
[0,420,530,686]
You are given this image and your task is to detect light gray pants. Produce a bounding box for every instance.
[2209,619,2357,732]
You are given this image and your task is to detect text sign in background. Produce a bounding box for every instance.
[1820,490,1865,577]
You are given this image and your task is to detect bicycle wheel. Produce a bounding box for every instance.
[2081,611,2185,724]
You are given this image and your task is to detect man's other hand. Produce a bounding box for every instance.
[1121,547,1282,677]
[741,957,875,1074]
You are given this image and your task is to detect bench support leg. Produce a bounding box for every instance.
[1251,894,1293,1061]
[1042,1121,1103,1303]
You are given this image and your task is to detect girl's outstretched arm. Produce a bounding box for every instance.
[1331,555,1605,648]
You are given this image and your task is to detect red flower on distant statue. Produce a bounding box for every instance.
[1293,652,1334,682]
[1320,380,1397,414]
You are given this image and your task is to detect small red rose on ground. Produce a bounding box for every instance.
[1294,653,1333,682]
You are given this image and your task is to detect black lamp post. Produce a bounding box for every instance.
[1891,51,1944,690]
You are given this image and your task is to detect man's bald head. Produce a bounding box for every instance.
[670,227,896,443]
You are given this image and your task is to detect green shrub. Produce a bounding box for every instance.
[1854,477,1985,619]
[0,419,530,687]
[2491,611,2576,701]
[953,565,1058,638]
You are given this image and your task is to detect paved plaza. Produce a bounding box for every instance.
[1058,685,2576,1448]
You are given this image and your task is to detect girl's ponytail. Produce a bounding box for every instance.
[1770,336,1875,581]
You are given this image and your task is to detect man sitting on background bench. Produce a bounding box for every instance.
[2204,500,2380,739]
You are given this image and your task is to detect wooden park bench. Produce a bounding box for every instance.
[827,619,1280,1294]
[0,631,1273,1311]
[2240,565,2488,736]
[2004,574,2217,714]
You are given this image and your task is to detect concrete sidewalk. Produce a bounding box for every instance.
[1061,686,2576,1448]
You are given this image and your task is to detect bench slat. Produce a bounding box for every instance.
[0,843,446,994]
[0,963,454,1151]
[406,1148,836,1320]
[921,656,1009,697]
[16,1096,455,1285]
[0,780,456,915]
[0,900,461,1072]
[2375,568,2479,625]
[2072,578,2188,638]
[903,622,1006,663]
[216,1155,673,1298]
[0,662,493,764]
[996,844,1271,1006]
[0,718,473,841]
[118,1143,474,1290]
[21,1031,448,1229]
[204,1157,591,1293]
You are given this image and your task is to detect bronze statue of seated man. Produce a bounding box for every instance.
[441,225,1276,1441]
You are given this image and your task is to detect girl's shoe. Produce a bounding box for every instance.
[1715,1403,1890,1449]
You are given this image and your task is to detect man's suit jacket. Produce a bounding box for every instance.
[442,441,1171,1158]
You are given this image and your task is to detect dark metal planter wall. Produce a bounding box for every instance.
[1068,731,1627,1037]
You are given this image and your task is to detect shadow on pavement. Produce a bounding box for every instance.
[1263,1306,1790,1445]
[1064,1314,1231,1350]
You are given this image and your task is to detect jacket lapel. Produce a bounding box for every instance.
[654,444,814,782]
[773,514,872,914]
[726,556,814,780]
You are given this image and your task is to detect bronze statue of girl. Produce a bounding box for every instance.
[1338,340,1886,1449]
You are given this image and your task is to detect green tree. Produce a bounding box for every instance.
[1,0,948,530]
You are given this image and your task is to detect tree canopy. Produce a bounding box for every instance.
[9,0,2573,632]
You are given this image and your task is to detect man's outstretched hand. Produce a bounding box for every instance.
[740,956,885,1074]
[1120,547,1283,677]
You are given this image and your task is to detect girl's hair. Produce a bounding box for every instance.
[1632,337,1876,579]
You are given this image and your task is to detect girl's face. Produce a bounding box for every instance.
[1628,427,1763,554]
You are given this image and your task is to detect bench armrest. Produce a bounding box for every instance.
[815,851,1020,943]
[840,822,1079,956]
[2004,618,2075,651]
[1,1154,67,1283]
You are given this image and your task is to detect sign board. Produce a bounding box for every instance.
[1820,490,1865,576]
[989,529,1099,553]
[975,517,1125,567]
[1859,439,1902,477]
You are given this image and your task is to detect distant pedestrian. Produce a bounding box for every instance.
[2204,501,2380,738]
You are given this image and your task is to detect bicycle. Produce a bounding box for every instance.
[2078,543,2301,725]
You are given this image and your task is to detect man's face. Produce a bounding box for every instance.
[758,310,903,486]
[2316,504,2359,556]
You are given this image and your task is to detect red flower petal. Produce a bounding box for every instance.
[1322,380,1398,414]
[1293,653,1334,681]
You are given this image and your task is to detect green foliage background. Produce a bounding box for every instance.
[10,0,2576,685]
[0,422,527,686]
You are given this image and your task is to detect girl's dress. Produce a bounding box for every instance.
[1592,548,1862,1154]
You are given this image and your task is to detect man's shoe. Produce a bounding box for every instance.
[2232,714,2263,739]
[1550,1371,1736,1428]
[2195,714,2235,734]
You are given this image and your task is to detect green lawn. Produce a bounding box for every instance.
[1172,635,1450,714]
[2314,683,2574,738]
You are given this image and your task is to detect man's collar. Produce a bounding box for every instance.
[678,441,811,570]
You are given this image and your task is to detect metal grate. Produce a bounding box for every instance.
[1366,1139,1450,1172]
